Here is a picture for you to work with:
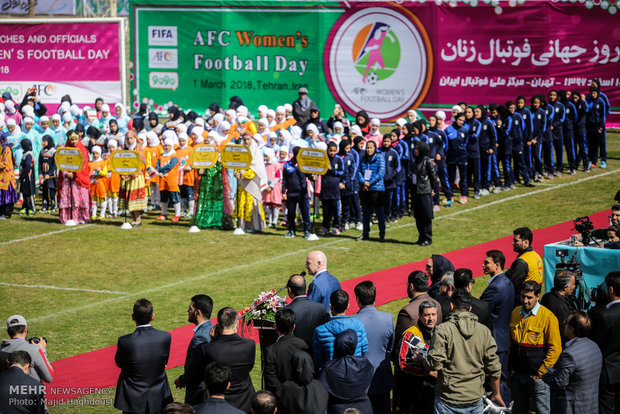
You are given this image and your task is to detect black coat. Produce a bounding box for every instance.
[263,334,309,393]
[471,297,492,330]
[0,366,45,413]
[114,326,173,414]
[414,156,436,195]
[590,302,620,384]
[284,296,330,348]
[541,289,575,345]
[200,333,256,413]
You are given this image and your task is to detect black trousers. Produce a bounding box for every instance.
[512,149,531,184]
[413,193,433,243]
[286,194,311,233]
[385,187,396,220]
[553,139,564,172]
[0,203,14,218]
[467,157,481,194]
[587,128,604,165]
[447,162,468,197]
[574,127,589,169]
[321,198,340,229]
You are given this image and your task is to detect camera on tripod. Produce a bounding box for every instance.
[573,216,595,246]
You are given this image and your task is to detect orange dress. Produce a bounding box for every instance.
[145,144,163,186]
[89,159,108,199]
[175,146,195,187]
[158,152,179,192]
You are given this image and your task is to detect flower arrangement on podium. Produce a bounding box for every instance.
[241,288,286,323]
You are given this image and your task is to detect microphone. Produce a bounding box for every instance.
[300,271,307,277]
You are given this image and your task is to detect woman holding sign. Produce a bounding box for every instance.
[58,131,91,224]
[119,131,149,227]
[0,132,18,219]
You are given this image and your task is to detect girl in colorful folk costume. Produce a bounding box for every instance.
[0,130,18,219]
[233,133,268,232]
[176,132,195,218]
[105,140,121,218]
[262,147,282,228]
[119,131,149,227]
[89,145,108,221]
[58,131,91,224]
[156,137,181,222]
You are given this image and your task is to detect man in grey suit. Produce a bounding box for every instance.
[352,281,394,414]
[175,294,214,405]
[284,274,329,348]
[542,310,602,414]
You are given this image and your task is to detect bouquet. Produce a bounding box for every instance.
[241,289,286,323]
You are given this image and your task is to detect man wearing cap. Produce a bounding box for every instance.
[1,315,54,384]
[293,87,315,125]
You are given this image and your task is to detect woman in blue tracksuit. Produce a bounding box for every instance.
[444,113,469,203]
[530,96,547,180]
[496,105,514,190]
[548,89,566,174]
[357,140,385,242]
[589,79,611,168]
[319,142,344,235]
[339,139,357,231]
[381,133,400,222]
[464,107,482,198]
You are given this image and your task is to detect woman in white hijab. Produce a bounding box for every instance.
[233,132,268,232]
[114,103,131,134]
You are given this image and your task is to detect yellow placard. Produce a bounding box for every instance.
[297,148,329,175]
[191,144,219,168]
[109,150,143,174]
[54,147,85,172]
[221,144,252,170]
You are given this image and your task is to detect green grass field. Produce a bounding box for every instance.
[1,133,619,412]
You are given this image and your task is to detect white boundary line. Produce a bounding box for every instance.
[0,282,126,295]
[26,167,620,322]
[0,224,94,246]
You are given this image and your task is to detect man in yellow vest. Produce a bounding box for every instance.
[507,227,544,304]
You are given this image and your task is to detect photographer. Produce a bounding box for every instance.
[541,270,576,345]
[601,224,620,249]
[0,315,53,384]
[590,204,620,241]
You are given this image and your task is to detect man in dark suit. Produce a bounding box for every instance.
[591,271,620,414]
[0,351,45,414]
[263,308,309,393]
[195,362,244,414]
[305,250,341,311]
[198,307,255,413]
[541,270,576,345]
[454,268,491,328]
[284,274,329,347]
[175,294,214,405]
[352,281,394,414]
[542,310,602,413]
[480,250,515,404]
[114,298,173,414]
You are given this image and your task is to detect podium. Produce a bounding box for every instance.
[253,319,277,389]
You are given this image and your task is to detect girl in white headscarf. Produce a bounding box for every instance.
[262,147,282,228]
[233,133,268,232]
[114,103,131,134]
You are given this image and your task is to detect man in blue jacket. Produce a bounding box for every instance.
[480,250,515,404]
[313,289,368,370]
[352,281,394,414]
[306,250,341,311]
[175,294,214,405]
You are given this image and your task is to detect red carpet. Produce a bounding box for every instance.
[45,210,611,403]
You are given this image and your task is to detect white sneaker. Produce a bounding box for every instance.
[344,223,350,230]
[480,189,490,196]
[356,222,363,231]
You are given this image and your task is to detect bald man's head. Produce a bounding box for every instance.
[287,274,307,298]
[305,250,327,276]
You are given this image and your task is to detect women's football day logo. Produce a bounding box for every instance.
[325,6,433,120]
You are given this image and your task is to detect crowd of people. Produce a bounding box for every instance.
[2,215,620,413]
[0,79,613,242]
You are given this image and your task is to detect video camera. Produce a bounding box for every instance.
[573,216,595,246]
[555,249,591,310]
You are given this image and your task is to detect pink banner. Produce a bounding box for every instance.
[0,22,120,81]
[328,1,619,122]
